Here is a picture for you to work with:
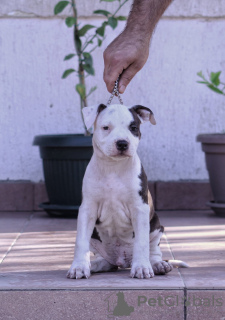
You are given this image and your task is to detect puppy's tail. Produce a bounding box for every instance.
[166,259,189,268]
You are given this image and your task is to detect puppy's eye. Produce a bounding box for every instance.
[103,126,109,131]
[130,126,138,132]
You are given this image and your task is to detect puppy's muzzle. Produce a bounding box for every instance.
[116,140,129,151]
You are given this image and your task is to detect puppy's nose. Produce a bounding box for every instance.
[116,140,128,151]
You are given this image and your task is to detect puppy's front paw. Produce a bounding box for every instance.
[130,261,154,279]
[152,261,173,275]
[67,260,90,279]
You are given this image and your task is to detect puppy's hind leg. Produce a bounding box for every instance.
[150,214,173,275]
[150,229,173,275]
[91,253,118,273]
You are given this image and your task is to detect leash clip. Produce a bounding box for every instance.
[107,76,123,105]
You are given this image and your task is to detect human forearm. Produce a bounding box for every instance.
[103,0,173,93]
[125,0,173,41]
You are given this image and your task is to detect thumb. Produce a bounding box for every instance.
[118,64,139,94]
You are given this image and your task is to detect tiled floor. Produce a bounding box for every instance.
[0,210,225,319]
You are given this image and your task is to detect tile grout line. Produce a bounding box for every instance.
[184,287,187,320]
[0,212,34,265]
[163,231,187,287]
[163,230,187,319]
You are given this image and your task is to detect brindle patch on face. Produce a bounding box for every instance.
[138,165,148,204]
[129,108,141,138]
[91,227,102,242]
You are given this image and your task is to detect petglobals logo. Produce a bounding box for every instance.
[104,292,224,318]
[137,294,223,307]
[105,292,134,318]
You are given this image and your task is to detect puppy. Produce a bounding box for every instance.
[67,104,187,279]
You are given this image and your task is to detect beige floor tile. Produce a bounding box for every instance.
[0,213,183,289]
[0,212,31,262]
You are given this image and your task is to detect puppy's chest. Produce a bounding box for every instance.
[90,169,143,238]
[97,198,131,232]
[95,172,139,202]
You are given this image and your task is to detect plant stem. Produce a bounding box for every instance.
[71,0,90,135]
[82,34,97,53]
[89,44,98,54]
[112,0,129,17]
[82,0,128,53]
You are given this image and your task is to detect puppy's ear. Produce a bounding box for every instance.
[130,105,156,125]
[82,104,107,130]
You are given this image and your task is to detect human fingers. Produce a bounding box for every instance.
[118,62,140,94]
[103,50,128,93]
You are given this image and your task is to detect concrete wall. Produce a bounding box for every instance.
[0,0,225,182]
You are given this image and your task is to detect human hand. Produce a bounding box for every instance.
[103,30,150,94]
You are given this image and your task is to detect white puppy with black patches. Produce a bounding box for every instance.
[67,104,187,280]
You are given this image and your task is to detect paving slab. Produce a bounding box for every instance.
[159,211,225,289]
[0,212,31,262]
[0,210,225,319]
[180,267,225,289]
[187,290,225,320]
[159,210,225,269]
[0,212,183,290]
[0,290,184,320]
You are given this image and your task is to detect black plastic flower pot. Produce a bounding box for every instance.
[197,133,225,216]
[33,134,93,218]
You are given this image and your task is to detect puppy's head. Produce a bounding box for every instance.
[82,104,156,159]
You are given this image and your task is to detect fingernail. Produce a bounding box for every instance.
[119,85,126,93]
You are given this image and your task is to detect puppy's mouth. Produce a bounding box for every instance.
[118,150,131,157]
[110,150,132,159]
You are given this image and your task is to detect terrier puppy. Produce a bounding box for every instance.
[67,104,187,279]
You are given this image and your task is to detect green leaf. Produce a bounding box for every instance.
[64,54,76,61]
[210,71,221,87]
[78,24,95,37]
[76,84,86,100]
[207,84,224,95]
[54,1,69,15]
[87,86,97,98]
[62,69,76,79]
[83,52,93,67]
[116,16,127,21]
[81,52,94,75]
[197,71,204,78]
[83,64,95,75]
[93,10,111,16]
[96,25,106,37]
[65,17,76,27]
[108,17,118,29]
[98,38,102,47]
[197,81,208,84]
[100,0,116,2]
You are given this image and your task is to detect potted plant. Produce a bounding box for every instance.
[33,0,127,217]
[196,70,225,216]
